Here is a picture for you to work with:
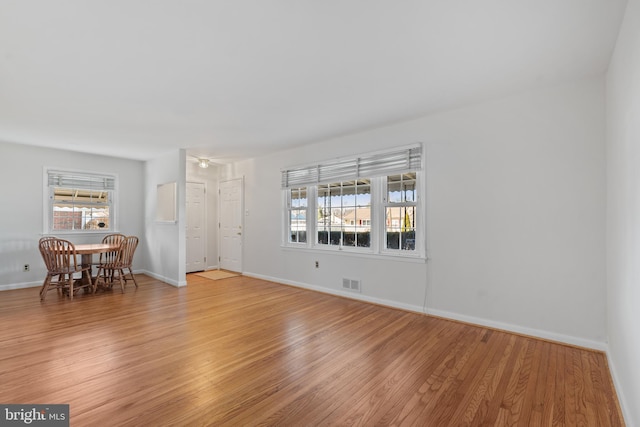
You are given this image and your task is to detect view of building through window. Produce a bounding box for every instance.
[52,188,111,231]
[317,179,371,247]
[288,187,307,243]
[385,173,417,250]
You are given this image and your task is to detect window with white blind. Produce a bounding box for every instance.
[44,169,117,233]
[282,144,424,258]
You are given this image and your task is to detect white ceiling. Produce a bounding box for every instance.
[0,1,628,162]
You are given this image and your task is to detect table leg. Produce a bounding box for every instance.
[81,253,93,286]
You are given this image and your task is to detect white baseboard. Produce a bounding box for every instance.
[243,271,426,315]
[0,270,184,291]
[426,308,607,351]
[0,280,41,292]
[605,349,631,425]
[243,271,606,352]
[139,270,186,287]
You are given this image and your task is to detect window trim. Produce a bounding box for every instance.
[380,172,422,256]
[282,144,425,260]
[315,179,373,250]
[284,186,309,246]
[43,167,119,235]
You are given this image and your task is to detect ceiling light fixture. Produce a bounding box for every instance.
[198,158,210,169]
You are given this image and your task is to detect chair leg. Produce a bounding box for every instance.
[93,267,102,293]
[125,268,138,288]
[56,274,64,296]
[117,269,125,293]
[40,275,52,301]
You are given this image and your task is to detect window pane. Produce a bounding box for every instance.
[290,209,306,241]
[329,184,342,208]
[317,180,371,248]
[355,181,371,207]
[53,188,110,205]
[386,206,416,251]
[52,187,111,231]
[290,187,307,208]
[317,184,331,241]
[288,186,307,243]
[387,173,416,203]
[317,184,333,245]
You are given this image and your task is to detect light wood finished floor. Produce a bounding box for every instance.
[0,274,623,426]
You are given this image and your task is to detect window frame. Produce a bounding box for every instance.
[43,167,119,235]
[316,178,373,251]
[281,145,425,260]
[285,186,309,246]
[380,172,420,256]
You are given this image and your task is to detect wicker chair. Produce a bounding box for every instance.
[38,237,92,301]
[95,236,139,293]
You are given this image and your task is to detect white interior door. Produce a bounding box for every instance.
[186,182,206,273]
[219,178,243,272]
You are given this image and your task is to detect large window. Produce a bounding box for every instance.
[45,169,117,233]
[282,144,423,258]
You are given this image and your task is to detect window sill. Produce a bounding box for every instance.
[281,244,426,263]
[43,230,120,237]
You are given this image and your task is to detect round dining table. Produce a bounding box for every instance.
[73,243,120,285]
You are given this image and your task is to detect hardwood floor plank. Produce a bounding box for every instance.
[552,345,566,426]
[467,334,518,426]
[340,323,481,426]
[440,331,512,425]
[0,274,624,426]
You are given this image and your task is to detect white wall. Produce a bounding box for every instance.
[0,141,145,290]
[424,79,606,348]
[606,0,640,424]
[224,76,607,349]
[186,160,219,270]
[143,149,187,286]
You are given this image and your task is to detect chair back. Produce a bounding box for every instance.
[102,233,126,245]
[99,234,126,265]
[38,237,79,274]
[117,236,139,268]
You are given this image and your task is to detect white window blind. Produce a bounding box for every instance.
[48,171,116,190]
[281,144,422,188]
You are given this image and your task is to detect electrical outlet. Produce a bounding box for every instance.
[24,264,30,272]
[315,261,319,268]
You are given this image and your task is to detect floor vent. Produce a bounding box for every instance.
[342,278,361,292]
